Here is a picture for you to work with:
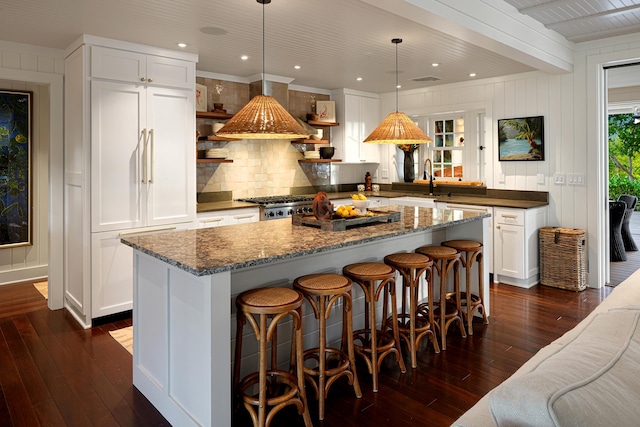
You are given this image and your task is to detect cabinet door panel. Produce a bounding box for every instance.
[91,230,134,318]
[146,56,195,89]
[344,94,361,162]
[495,223,524,278]
[91,46,146,83]
[360,96,380,163]
[145,87,195,226]
[91,81,145,232]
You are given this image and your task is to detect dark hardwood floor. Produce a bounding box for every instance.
[0,281,612,427]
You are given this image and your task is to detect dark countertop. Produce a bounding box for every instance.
[123,205,489,276]
[196,190,548,213]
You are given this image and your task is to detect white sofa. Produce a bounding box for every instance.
[453,268,640,427]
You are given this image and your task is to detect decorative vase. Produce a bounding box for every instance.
[403,150,415,182]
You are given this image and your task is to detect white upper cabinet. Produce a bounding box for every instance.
[333,90,381,163]
[91,45,195,89]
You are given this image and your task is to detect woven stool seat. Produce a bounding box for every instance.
[233,287,312,427]
[343,262,406,392]
[415,246,466,350]
[442,240,489,335]
[238,287,303,313]
[343,262,395,278]
[293,273,361,420]
[384,252,439,368]
[442,240,481,251]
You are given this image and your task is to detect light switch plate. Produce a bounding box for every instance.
[567,173,585,186]
[554,173,565,185]
[499,173,505,183]
[537,173,544,185]
[381,169,389,179]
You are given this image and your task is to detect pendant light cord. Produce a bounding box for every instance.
[395,41,398,113]
[262,0,266,95]
[392,38,402,113]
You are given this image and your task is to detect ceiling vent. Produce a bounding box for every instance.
[411,75,441,82]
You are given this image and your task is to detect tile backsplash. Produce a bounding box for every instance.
[196,77,337,197]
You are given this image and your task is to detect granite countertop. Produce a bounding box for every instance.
[123,205,489,276]
[196,190,547,213]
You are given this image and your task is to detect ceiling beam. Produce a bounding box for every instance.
[567,22,640,42]
[520,0,572,15]
[362,0,574,73]
[546,4,640,28]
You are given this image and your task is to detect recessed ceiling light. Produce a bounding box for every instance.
[241,55,249,61]
[356,77,363,81]
[294,65,301,69]
[200,26,228,36]
[431,63,439,67]
[469,72,476,77]
[396,84,402,89]
[177,42,187,48]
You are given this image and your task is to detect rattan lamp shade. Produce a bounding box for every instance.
[215,95,308,140]
[364,112,432,144]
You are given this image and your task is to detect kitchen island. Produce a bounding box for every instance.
[121,205,490,427]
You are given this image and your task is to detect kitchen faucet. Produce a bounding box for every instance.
[423,158,434,195]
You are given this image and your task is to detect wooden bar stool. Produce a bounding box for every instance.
[293,273,362,420]
[442,240,489,335]
[342,262,406,392]
[414,246,466,350]
[233,287,312,427]
[383,252,440,368]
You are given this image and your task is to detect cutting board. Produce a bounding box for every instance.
[292,210,401,231]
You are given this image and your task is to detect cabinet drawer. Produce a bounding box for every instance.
[494,208,524,226]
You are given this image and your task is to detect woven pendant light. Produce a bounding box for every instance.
[215,0,307,140]
[364,38,432,144]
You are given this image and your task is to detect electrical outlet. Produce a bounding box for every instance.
[537,173,544,185]
[499,173,505,183]
[381,169,389,179]
[553,173,565,185]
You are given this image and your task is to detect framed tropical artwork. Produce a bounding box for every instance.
[0,89,32,247]
[498,116,544,161]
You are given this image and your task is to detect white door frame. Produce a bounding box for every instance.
[588,48,640,288]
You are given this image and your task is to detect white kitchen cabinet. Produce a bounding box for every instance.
[494,207,547,288]
[196,208,260,228]
[333,90,381,163]
[91,45,194,89]
[91,224,191,318]
[91,80,195,232]
[64,36,198,325]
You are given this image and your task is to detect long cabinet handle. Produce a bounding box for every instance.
[141,129,148,183]
[234,215,255,220]
[119,226,177,237]
[500,214,518,219]
[149,129,154,183]
[201,218,224,223]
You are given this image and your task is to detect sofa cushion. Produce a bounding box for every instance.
[489,306,640,427]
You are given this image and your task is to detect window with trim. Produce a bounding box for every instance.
[432,117,464,178]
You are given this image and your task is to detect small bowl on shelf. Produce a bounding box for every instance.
[319,146,335,159]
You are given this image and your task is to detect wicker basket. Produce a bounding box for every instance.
[539,227,587,291]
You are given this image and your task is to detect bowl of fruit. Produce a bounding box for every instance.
[351,193,370,212]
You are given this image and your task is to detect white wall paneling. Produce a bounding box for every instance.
[0,41,64,310]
